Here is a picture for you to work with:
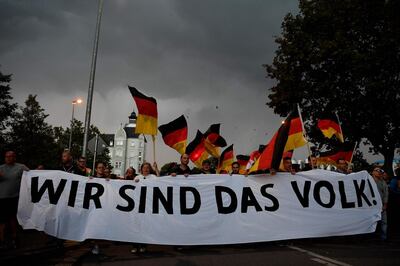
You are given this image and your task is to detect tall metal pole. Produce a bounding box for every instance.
[68,103,75,150]
[92,133,99,174]
[82,0,104,156]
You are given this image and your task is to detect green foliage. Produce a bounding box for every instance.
[8,95,60,168]
[54,119,110,167]
[160,162,177,176]
[0,70,18,160]
[265,0,400,175]
[0,68,110,168]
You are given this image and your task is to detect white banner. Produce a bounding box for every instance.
[18,170,381,245]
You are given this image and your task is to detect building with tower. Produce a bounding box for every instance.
[101,111,146,176]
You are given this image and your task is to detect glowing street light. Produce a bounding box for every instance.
[69,98,83,151]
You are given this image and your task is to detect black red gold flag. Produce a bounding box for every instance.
[129,86,158,135]
[158,115,188,155]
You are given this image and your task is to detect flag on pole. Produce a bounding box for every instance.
[317,112,344,142]
[250,109,307,173]
[245,145,266,171]
[158,115,188,155]
[236,155,250,174]
[218,144,234,174]
[317,142,355,166]
[129,86,158,135]
[203,124,227,158]
[186,130,209,168]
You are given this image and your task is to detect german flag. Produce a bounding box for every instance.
[186,130,209,168]
[129,86,158,135]
[245,145,266,170]
[317,142,354,166]
[203,124,227,158]
[218,144,234,174]
[250,109,306,173]
[236,155,250,174]
[158,115,188,155]
[317,112,344,142]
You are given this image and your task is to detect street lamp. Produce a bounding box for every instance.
[68,98,83,151]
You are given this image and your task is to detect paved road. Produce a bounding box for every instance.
[1,233,399,266]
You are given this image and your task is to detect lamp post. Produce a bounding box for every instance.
[82,0,104,157]
[68,98,83,151]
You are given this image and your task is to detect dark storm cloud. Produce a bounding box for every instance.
[0,0,308,164]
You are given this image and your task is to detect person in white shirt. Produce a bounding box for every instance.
[134,162,160,182]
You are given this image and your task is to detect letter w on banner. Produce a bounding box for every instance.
[18,170,381,245]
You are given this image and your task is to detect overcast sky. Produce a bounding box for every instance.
[0,0,381,165]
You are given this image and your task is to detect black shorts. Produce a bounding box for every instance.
[0,197,19,223]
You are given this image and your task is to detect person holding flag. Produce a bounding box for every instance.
[249,108,307,174]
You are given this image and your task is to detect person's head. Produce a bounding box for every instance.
[62,150,73,165]
[202,160,211,171]
[141,162,154,176]
[395,167,400,177]
[371,166,384,179]
[104,167,111,177]
[336,158,348,172]
[282,157,293,172]
[125,167,136,178]
[95,162,105,177]
[4,151,16,165]
[382,172,390,183]
[231,162,240,174]
[308,156,317,168]
[180,154,190,166]
[77,156,87,169]
[347,164,353,173]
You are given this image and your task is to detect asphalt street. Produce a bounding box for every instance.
[1,232,399,266]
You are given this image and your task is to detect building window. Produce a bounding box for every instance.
[116,140,123,146]
[116,149,123,157]
[115,161,122,169]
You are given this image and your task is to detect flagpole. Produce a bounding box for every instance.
[348,141,358,171]
[297,104,314,169]
[82,0,104,157]
[335,111,344,142]
[152,135,156,163]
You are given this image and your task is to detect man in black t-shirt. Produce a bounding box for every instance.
[169,154,191,177]
[58,151,78,174]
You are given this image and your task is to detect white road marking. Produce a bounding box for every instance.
[311,257,339,266]
[287,245,352,266]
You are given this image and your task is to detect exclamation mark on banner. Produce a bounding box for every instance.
[367,179,377,205]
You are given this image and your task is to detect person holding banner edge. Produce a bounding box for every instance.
[169,154,191,177]
[134,162,160,182]
[131,162,159,254]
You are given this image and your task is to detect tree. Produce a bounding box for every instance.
[54,119,110,168]
[0,69,18,161]
[265,0,400,175]
[8,95,60,169]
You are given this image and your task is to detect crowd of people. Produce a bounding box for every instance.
[0,149,399,254]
